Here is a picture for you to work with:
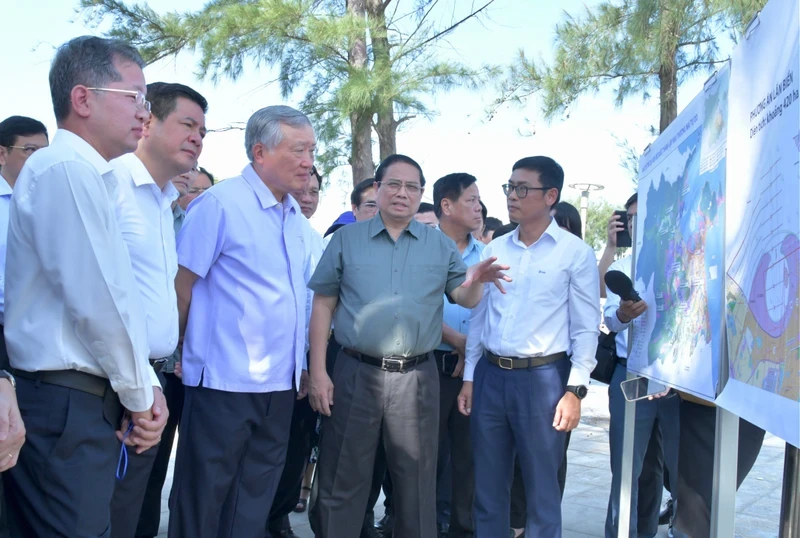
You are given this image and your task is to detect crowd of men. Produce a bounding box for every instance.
[0,35,771,538]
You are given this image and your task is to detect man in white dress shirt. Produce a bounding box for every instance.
[458,156,600,537]
[169,105,315,538]
[0,116,49,369]
[3,36,165,537]
[109,82,207,538]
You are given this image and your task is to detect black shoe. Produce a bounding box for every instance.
[375,513,394,531]
[361,527,382,538]
[269,530,299,538]
[659,497,674,526]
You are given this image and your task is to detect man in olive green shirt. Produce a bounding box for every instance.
[307,154,508,538]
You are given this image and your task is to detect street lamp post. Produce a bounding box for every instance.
[568,183,605,240]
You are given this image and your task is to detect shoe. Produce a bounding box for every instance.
[375,513,394,531]
[361,527,382,538]
[659,498,674,526]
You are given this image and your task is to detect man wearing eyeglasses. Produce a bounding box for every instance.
[0,116,48,367]
[458,156,600,537]
[178,166,214,212]
[307,154,510,538]
[3,37,162,537]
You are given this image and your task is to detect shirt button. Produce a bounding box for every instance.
[394,269,398,272]
[395,314,399,319]
[396,340,400,344]
[394,291,398,295]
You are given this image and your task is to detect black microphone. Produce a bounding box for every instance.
[605,270,642,302]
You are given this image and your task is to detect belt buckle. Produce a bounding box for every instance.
[497,357,514,370]
[382,357,405,373]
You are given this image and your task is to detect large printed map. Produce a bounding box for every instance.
[716,0,799,447]
[628,67,728,400]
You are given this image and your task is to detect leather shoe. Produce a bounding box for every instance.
[659,498,674,526]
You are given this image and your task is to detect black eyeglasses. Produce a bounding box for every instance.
[502,183,551,199]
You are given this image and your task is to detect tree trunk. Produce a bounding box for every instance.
[658,58,678,133]
[368,0,397,160]
[347,0,374,186]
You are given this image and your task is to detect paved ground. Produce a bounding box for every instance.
[156,384,787,537]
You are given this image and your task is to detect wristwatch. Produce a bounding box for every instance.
[0,370,16,390]
[566,385,587,399]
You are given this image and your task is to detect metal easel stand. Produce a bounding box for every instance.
[617,216,638,538]
[779,443,800,538]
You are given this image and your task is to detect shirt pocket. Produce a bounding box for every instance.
[341,264,385,305]
[409,264,448,305]
[527,268,569,303]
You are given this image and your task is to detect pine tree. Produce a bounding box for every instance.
[80,0,496,185]
[495,0,765,133]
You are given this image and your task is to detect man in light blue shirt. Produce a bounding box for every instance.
[170,105,315,538]
[433,173,484,538]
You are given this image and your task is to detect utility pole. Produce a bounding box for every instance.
[568,182,605,239]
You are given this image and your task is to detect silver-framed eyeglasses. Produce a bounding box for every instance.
[380,180,422,195]
[6,145,46,156]
[502,183,551,199]
[86,87,151,113]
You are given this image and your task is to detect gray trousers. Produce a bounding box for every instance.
[311,350,439,538]
[4,376,122,537]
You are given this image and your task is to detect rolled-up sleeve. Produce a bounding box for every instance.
[566,246,601,387]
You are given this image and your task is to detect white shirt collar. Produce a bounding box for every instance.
[0,175,12,197]
[118,153,180,204]
[510,217,561,248]
[53,129,113,176]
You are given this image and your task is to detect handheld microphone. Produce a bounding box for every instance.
[605,270,642,302]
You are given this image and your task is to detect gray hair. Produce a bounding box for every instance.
[245,106,312,161]
[49,36,146,122]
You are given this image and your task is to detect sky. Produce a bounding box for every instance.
[0,0,721,235]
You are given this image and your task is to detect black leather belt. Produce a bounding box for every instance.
[11,368,110,398]
[617,357,628,368]
[342,348,431,373]
[486,351,568,370]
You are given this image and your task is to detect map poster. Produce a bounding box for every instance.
[628,64,730,401]
[715,0,799,447]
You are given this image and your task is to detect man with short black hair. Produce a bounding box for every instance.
[432,172,484,538]
[0,116,48,189]
[0,116,48,370]
[481,217,503,244]
[415,201,439,227]
[308,154,508,538]
[459,156,600,537]
[109,81,207,538]
[4,36,162,537]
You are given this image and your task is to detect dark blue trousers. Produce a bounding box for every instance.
[605,364,681,538]
[471,355,569,538]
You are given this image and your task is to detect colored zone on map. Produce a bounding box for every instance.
[726,157,800,403]
[636,128,725,376]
